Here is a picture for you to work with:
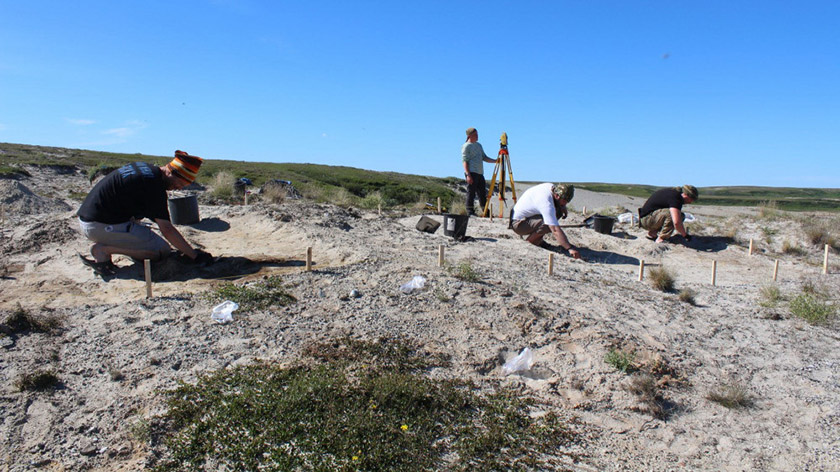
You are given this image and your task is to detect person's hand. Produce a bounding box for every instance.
[465,174,473,185]
[559,205,568,219]
[568,248,581,259]
[193,249,214,265]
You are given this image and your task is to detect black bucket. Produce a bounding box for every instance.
[442,213,469,239]
[168,195,200,225]
[592,216,615,234]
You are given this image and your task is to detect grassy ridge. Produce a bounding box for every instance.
[0,142,458,207]
[2,142,839,211]
[574,182,840,212]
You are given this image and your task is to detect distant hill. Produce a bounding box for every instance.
[2,142,839,211]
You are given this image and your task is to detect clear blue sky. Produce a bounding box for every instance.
[1,1,838,188]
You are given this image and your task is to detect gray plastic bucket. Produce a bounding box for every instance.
[168,195,199,225]
[443,214,469,239]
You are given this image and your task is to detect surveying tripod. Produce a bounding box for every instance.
[482,132,517,218]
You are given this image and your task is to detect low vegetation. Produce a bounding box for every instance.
[447,261,482,282]
[758,285,783,308]
[627,374,668,419]
[789,293,836,325]
[150,337,579,471]
[1,304,64,335]
[605,349,637,374]
[707,383,754,409]
[207,276,297,311]
[648,266,675,293]
[5,142,840,211]
[678,289,696,305]
[15,369,60,391]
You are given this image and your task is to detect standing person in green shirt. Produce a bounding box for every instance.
[461,127,498,216]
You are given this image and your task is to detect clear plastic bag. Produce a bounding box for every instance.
[617,212,639,225]
[502,347,535,375]
[211,300,239,324]
[399,275,426,294]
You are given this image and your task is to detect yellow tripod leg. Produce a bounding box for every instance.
[482,160,501,217]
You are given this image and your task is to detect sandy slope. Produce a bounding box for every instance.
[1,169,838,471]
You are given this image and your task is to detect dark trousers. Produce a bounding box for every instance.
[466,172,487,214]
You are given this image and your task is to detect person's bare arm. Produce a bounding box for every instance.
[549,225,581,259]
[671,207,688,237]
[156,218,197,259]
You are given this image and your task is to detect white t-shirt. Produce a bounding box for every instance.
[512,183,558,226]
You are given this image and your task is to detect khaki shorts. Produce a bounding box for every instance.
[78,218,171,259]
[512,216,550,237]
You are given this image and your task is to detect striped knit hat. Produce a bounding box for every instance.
[169,150,203,183]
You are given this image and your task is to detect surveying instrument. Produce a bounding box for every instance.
[482,132,517,218]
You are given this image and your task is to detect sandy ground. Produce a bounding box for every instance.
[1,167,839,471]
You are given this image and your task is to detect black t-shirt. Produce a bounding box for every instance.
[77,162,170,224]
[639,187,684,219]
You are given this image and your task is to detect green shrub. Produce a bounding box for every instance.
[605,349,637,374]
[789,293,836,325]
[152,338,578,471]
[207,276,296,311]
[447,261,481,282]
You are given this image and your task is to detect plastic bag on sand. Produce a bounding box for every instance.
[683,212,696,223]
[503,347,535,375]
[400,275,426,294]
[212,300,239,324]
[617,212,639,225]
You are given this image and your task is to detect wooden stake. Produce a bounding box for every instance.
[144,259,152,298]
[548,253,555,276]
[378,203,381,216]
[710,260,717,286]
[824,244,830,274]
[583,206,587,216]
[306,247,312,271]
[437,197,442,214]
[438,245,445,267]
[773,260,779,282]
[638,260,645,282]
[244,192,248,205]
[489,204,493,222]
[748,238,754,256]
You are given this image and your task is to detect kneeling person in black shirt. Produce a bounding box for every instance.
[638,185,698,243]
[76,150,212,275]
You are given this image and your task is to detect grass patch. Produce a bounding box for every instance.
[648,266,675,292]
[789,293,836,325]
[803,223,838,249]
[0,165,31,178]
[759,285,783,308]
[151,337,579,471]
[627,374,668,420]
[707,383,753,409]
[206,276,296,311]
[781,240,807,256]
[15,369,60,391]
[447,261,482,282]
[678,289,696,305]
[1,304,64,334]
[605,349,637,374]
[208,170,236,201]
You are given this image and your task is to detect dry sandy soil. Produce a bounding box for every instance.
[1,166,839,471]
